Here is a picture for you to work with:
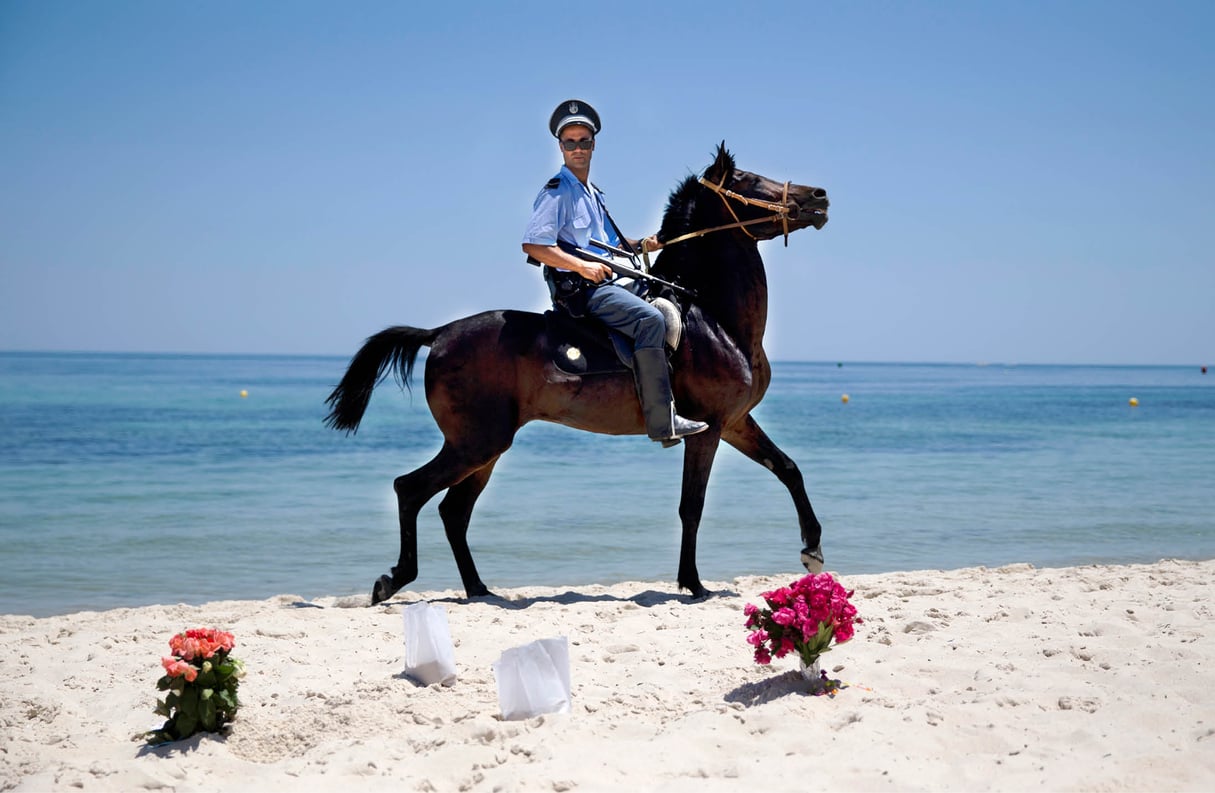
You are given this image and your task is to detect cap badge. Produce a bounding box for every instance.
[568,102,579,114]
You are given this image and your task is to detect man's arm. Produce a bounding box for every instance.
[521,243,612,283]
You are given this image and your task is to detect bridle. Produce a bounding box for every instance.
[661,174,797,249]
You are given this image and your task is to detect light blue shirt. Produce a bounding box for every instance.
[522,165,621,255]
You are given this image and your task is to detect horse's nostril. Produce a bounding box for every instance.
[812,188,827,200]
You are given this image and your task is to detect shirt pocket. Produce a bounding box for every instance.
[571,205,592,234]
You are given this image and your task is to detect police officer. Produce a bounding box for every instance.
[522,99,708,445]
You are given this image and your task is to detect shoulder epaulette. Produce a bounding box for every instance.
[591,182,604,194]
[544,177,560,189]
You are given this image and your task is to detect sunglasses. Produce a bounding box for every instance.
[560,138,594,151]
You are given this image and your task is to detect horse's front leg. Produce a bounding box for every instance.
[723,414,824,573]
[676,428,722,598]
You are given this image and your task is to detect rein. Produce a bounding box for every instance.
[660,175,794,249]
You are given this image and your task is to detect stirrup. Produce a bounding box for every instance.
[649,405,708,445]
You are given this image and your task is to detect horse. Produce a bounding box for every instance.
[325,143,830,604]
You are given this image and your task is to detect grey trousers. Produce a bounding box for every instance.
[583,281,666,351]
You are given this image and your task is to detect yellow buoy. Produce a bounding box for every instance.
[1128,397,1138,407]
[240,390,249,399]
[841,394,850,404]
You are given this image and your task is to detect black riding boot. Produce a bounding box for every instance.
[633,347,708,445]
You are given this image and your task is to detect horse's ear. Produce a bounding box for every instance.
[703,141,735,185]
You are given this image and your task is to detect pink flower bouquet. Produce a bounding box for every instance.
[146,628,244,743]
[744,572,861,673]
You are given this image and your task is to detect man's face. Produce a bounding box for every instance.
[558,124,595,170]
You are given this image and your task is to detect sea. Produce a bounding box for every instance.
[1,351,1212,618]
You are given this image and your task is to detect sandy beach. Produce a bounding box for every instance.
[2,558,1212,792]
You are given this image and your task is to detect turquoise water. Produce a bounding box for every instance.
[1,352,1212,617]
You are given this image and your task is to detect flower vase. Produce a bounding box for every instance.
[799,657,822,683]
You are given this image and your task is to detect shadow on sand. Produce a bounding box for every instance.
[407,585,738,610]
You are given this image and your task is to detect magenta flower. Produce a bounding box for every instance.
[771,607,797,626]
[742,572,862,671]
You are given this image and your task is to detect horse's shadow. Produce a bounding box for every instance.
[395,586,738,610]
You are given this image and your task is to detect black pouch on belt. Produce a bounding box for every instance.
[542,267,593,318]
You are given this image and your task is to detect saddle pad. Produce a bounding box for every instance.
[544,311,632,376]
[543,298,683,377]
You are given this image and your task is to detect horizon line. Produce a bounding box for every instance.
[0,348,1207,370]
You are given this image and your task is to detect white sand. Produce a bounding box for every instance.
[2,559,1212,792]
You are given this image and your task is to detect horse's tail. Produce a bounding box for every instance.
[324,325,439,434]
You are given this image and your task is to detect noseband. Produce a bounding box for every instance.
[662,175,796,248]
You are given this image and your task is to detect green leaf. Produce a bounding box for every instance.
[179,687,199,718]
[200,697,217,732]
[176,712,197,738]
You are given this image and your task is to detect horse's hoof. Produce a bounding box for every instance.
[371,574,395,605]
[462,579,493,599]
[801,544,825,574]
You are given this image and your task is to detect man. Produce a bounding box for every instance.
[522,99,708,446]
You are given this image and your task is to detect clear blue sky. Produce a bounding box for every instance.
[2,1,1211,364]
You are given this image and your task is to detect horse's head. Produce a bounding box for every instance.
[697,143,829,242]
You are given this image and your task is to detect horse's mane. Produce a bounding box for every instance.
[658,144,736,244]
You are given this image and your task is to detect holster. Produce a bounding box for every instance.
[542,267,594,318]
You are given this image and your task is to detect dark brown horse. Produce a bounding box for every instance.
[325,144,829,603]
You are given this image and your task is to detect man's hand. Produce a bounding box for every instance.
[577,261,613,283]
[522,242,612,283]
[638,235,664,253]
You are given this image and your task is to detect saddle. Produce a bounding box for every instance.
[545,297,684,376]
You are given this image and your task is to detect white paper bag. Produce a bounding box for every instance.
[492,637,571,720]
[402,601,457,686]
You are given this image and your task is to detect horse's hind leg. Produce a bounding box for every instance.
[373,443,486,605]
[437,458,499,598]
[723,414,825,573]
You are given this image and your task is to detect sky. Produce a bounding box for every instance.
[1,1,1212,365]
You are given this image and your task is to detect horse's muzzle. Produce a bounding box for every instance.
[801,188,829,229]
